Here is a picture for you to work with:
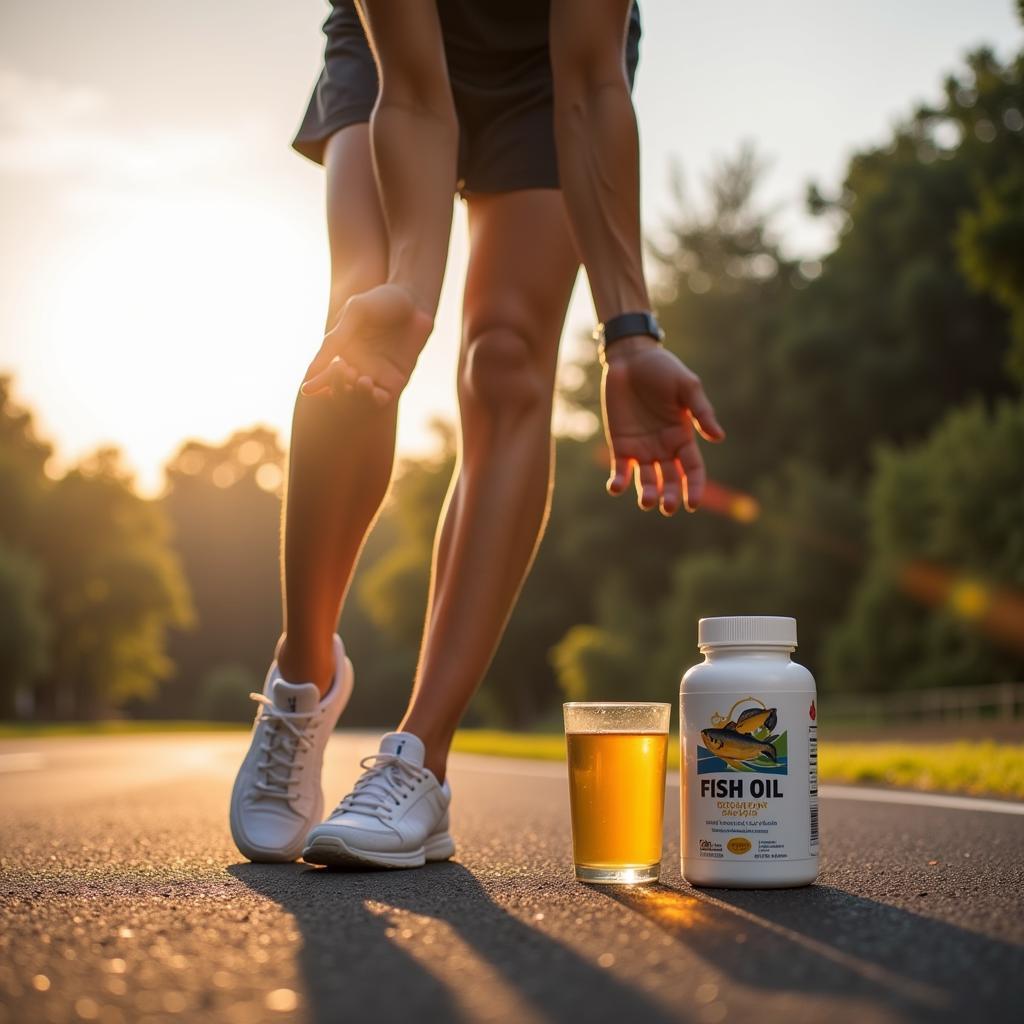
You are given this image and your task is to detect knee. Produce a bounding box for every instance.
[460,326,549,416]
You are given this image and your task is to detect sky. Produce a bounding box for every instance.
[0,0,1021,494]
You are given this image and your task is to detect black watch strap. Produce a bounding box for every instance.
[594,311,665,350]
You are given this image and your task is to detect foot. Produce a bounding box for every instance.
[302,732,455,869]
[301,284,434,406]
[230,635,354,863]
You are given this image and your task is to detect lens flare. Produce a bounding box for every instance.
[700,481,761,522]
[899,561,1024,653]
[948,579,991,621]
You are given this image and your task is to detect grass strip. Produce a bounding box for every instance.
[452,732,1024,800]
[3,723,1021,800]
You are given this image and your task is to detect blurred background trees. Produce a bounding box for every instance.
[0,379,191,719]
[1,42,1022,723]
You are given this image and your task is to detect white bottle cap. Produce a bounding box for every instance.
[698,615,797,649]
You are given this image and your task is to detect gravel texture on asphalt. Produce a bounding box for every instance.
[1,733,1022,1024]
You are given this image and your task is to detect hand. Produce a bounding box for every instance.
[601,337,725,515]
[301,283,434,406]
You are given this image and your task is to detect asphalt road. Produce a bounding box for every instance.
[1,732,1022,1024]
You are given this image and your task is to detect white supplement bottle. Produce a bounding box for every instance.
[680,616,818,888]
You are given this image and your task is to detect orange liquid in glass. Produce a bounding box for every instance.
[566,731,667,869]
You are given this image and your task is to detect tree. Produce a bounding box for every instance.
[0,542,50,718]
[783,52,1017,473]
[0,376,52,545]
[37,449,193,718]
[159,428,288,718]
[1,379,191,720]
[951,49,1024,384]
[827,400,1024,692]
[559,146,801,491]
[197,663,261,722]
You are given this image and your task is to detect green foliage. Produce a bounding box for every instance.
[818,740,1024,799]
[158,427,287,718]
[197,663,261,722]
[6,42,1024,726]
[551,45,1023,707]
[828,400,1024,692]
[780,82,1014,472]
[551,626,630,702]
[951,50,1024,384]
[39,451,193,717]
[358,439,453,645]
[0,541,50,717]
[651,146,802,487]
[0,381,192,720]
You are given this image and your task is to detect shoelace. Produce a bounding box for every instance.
[331,753,426,822]
[249,692,318,800]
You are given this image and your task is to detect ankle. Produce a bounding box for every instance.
[276,633,335,695]
[425,754,448,785]
[397,720,451,782]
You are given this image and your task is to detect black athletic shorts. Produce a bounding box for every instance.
[292,0,642,194]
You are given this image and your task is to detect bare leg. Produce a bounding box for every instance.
[275,126,394,693]
[399,190,580,779]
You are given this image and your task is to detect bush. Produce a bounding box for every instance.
[828,400,1024,692]
[197,663,261,722]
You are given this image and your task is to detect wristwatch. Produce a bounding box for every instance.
[594,311,665,358]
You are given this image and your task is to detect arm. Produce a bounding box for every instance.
[549,0,647,322]
[550,1,724,513]
[358,0,458,315]
[302,2,458,404]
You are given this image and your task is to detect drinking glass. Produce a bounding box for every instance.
[563,701,671,884]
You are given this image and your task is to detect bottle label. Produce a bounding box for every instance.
[682,691,818,863]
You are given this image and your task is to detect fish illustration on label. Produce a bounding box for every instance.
[696,697,788,775]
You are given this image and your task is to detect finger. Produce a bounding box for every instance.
[678,375,726,442]
[302,295,365,385]
[659,459,684,516]
[607,456,632,495]
[635,461,659,511]
[676,436,707,512]
[301,364,336,397]
[301,356,351,397]
[303,344,334,386]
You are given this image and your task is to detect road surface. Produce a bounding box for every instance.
[1,732,1022,1024]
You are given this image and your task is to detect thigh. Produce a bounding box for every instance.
[462,189,579,373]
[323,124,388,324]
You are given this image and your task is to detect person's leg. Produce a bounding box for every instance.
[232,124,409,863]
[398,190,580,780]
[303,189,577,868]
[275,125,395,692]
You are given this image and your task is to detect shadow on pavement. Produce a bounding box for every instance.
[230,860,677,1024]
[604,882,1022,1023]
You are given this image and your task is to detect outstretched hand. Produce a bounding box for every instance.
[601,338,725,515]
[301,283,434,407]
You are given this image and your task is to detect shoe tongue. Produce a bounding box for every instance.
[379,732,425,767]
[271,677,320,714]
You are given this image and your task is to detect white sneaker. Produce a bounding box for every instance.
[230,635,353,863]
[302,732,455,869]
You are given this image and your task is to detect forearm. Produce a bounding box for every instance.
[550,0,650,321]
[358,1,458,318]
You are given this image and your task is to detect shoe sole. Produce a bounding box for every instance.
[302,831,456,870]
[229,655,355,863]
